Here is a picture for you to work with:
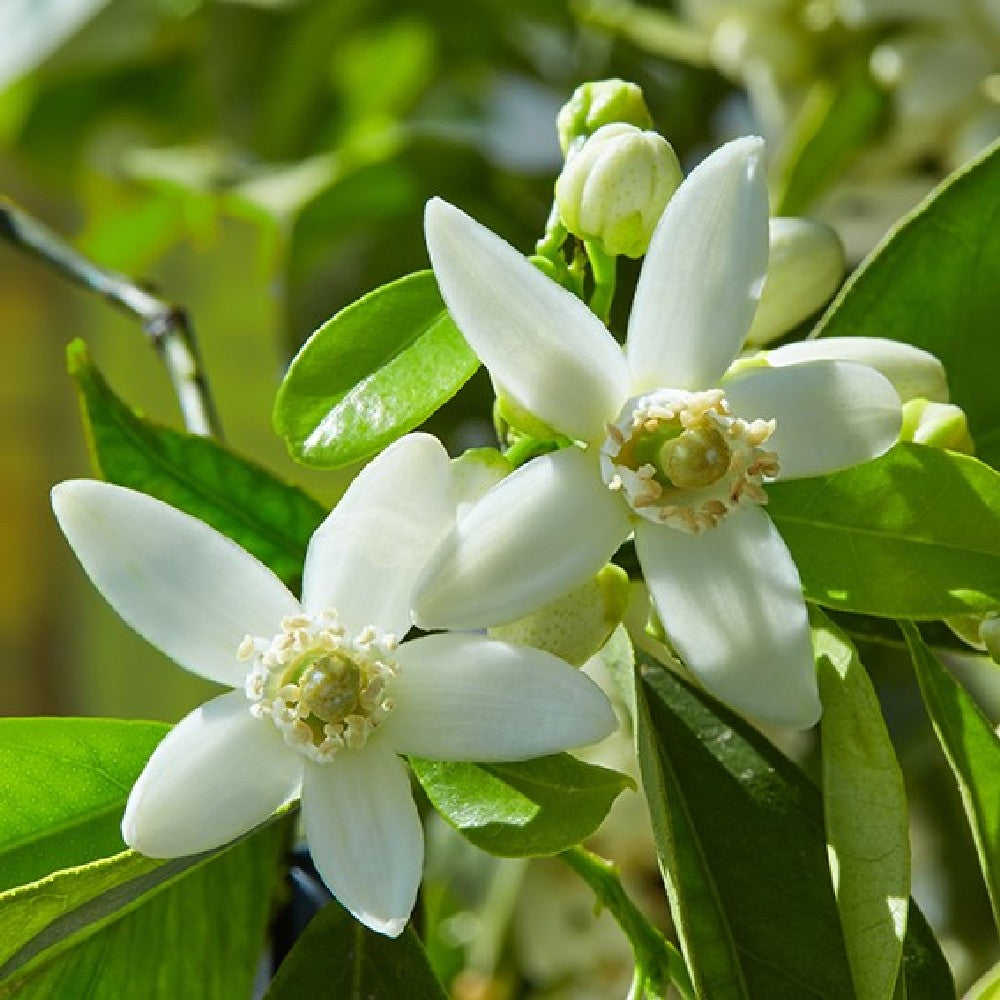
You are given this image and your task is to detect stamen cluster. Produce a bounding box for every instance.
[599,388,779,533]
[239,609,398,763]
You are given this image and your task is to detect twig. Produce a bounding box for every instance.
[0,197,223,438]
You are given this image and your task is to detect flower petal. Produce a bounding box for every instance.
[302,740,422,938]
[52,480,300,687]
[425,198,629,442]
[412,447,630,630]
[627,136,769,392]
[764,336,949,402]
[724,360,901,480]
[123,689,301,857]
[635,508,820,728]
[301,433,455,638]
[386,633,617,758]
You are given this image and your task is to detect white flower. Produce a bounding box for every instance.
[415,137,902,730]
[51,433,616,938]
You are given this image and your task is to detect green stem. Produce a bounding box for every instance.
[0,197,223,438]
[585,240,617,325]
[535,203,568,258]
[560,846,696,1000]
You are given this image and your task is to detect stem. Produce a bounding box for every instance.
[585,240,617,325]
[560,846,696,1000]
[535,202,568,258]
[0,197,223,438]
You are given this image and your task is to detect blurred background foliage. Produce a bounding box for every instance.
[1,1,997,995]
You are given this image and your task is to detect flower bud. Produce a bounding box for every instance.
[489,565,631,667]
[979,613,1000,665]
[765,337,950,402]
[900,398,974,454]
[450,448,512,522]
[556,79,653,156]
[745,218,845,346]
[555,123,683,259]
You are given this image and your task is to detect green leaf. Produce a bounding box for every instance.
[814,137,1000,467]
[768,443,1000,618]
[0,717,167,893]
[0,823,286,999]
[69,339,325,591]
[966,960,1000,1000]
[814,610,909,1000]
[410,754,633,858]
[902,623,1000,932]
[635,655,954,999]
[265,899,447,1000]
[273,270,479,469]
[774,64,889,215]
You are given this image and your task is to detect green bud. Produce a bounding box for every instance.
[556,79,653,156]
[746,218,845,346]
[900,398,975,454]
[979,613,1000,665]
[555,123,683,259]
[489,565,631,667]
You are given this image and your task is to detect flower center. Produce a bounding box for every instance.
[599,388,779,533]
[239,609,398,763]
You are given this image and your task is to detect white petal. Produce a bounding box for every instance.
[302,740,422,938]
[122,689,301,857]
[411,448,630,630]
[724,360,901,480]
[425,198,629,443]
[764,336,949,402]
[635,508,820,728]
[627,136,769,392]
[52,480,300,687]
[386,633,617,759]
[301,434,454,638]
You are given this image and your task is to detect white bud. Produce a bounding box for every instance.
[450,448,512,522]
[745,219,845,346]
[765,337,949,402]
[556,79,653,156]
[555,124,683,259]
[900,398,974,454]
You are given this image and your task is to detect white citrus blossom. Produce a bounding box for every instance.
[414,137,902,730]
[51,434,616,938]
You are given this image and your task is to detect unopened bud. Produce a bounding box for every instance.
[900,398,974,454]
[765,337,950,402]
[489,565,631,667]
[451,448,512,522]
[556,79,653,156]
[979,613,1000,665]
[555,123,683,259]
[745,218,845,346]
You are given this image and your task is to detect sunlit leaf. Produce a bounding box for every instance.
[768,444,1000,619]
[411,754,633,858]
[274,271,479,469]
[902,623,1000,933]
[814,137,1000,467]
[814,610,909,1000]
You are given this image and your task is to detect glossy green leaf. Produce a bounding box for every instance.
[902,623,1000,932]
[635,655,954,1000]
[273,270,479,469]
[774,64,889,215]
[0,823,286,999]
[265,899,447,1000]
[814,137,1000,467]
[69,339,325,591]
[768,443,1000,619]
[411,754,633,858]
[814,610,909,1000]
[0,717,167,892]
